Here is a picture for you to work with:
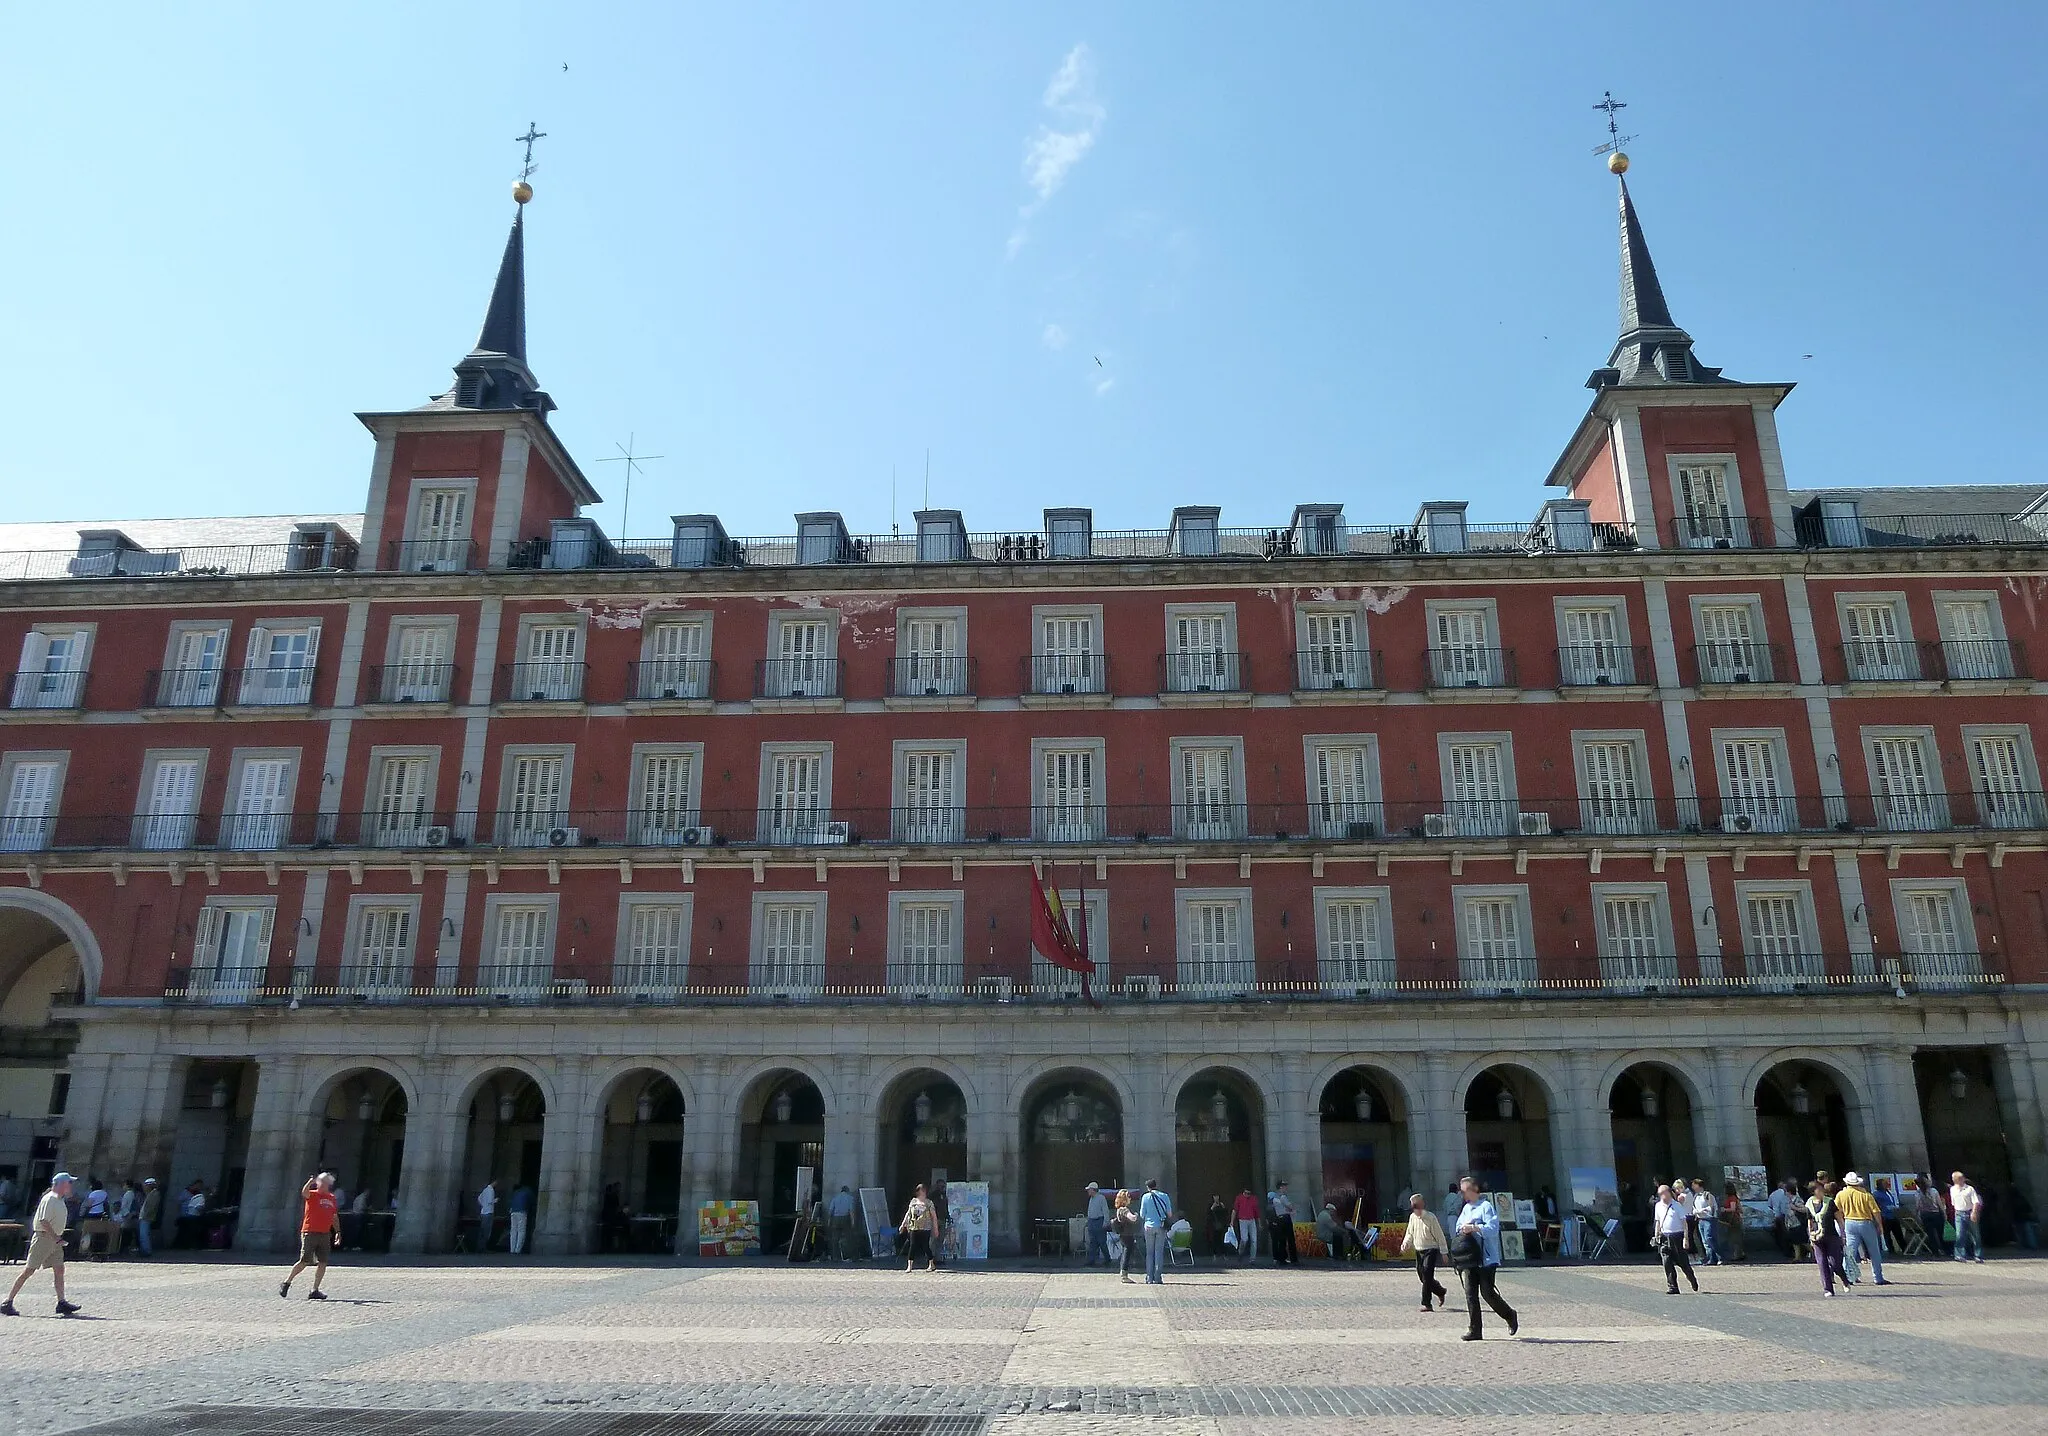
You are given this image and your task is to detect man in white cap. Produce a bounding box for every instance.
[2,1173,82,1316]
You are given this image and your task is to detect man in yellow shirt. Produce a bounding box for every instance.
[1837,1173,1889,1285]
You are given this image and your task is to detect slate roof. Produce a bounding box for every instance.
[1786,484,2048,518]
[0,513,361,554]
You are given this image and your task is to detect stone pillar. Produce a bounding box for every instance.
[1992,1042,2046,1206]
[975,1052,1021,1256]
[393,1059,454,1254]
[1711,1049,1762,1167]
[1559,1050,1606,1198]
[681,1054,731,1231]
[1126,1051,1170,1193]
[1420,1051,1461,1202]
[60,1049,120,1180]
[237,1055,307,1253]
[1859,1045,1928,1178]
[535,1055,592,1254]
[1270,1051,1310,1194]
[830,1052,868,1198]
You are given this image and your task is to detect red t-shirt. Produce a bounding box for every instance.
[1233,1193,1261,1221]
[302,1189,339,1234]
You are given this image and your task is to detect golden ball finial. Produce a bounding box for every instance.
[512,180,534,204]
[1607,151,1629,176]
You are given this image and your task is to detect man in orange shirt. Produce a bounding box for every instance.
[280,1172,340,1301]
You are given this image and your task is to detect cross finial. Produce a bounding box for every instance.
[1592,92,1636,162]
[515,122,548,183]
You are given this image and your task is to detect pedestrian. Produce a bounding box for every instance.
[1441,1180,1464,1227]
[826,1184,857,1260]
[1139,1178,1173,1284]
[1950,1171,1984,1263]
[137,1178,160,1256]
[1451,1176,1518,1341]
[2,1173,82,1317]
[476,1180,498,1251]
[1399,1191,1451,1312]
[1689,1179,1720,1265]
[1111,1189,1142,1283]
[508,1182,533,1255]
[1872,1175,1902,1254]
[1806,1179,1848,1296]
[1768,1178,1796,1260]
[1205,1194,1230,1260]
[1836,1173,1888,1285]
[177,1181,208,1248]
[1719,1181,1749,1263]
[280,1172,340,1301]
[1232,1186,1261,1263]
[114,1181,139,1256]
[900,1182,937,1272]
[1653,1184,1700,1294]
[1083,1181,1110,1266]
[1916,1174,1947,1258]
[1269,1179,1298,1266]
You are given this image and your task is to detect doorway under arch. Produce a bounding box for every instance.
[1755,1061,1852,1188]
[1464,1065,1557,1203]
[597,1070,685,1253]
[1021,1073,1124,1247]
[1173,1069,1263,1243]
[737,1071,825,1252]
[879,1071,968,1215]
[458,1070,545,1252]
[311,1067,408,1250]
[1318,1066,1412,1222]
[1609,1064,1699,1227]
[0,898,88,1195]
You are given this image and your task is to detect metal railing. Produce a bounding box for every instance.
[1024,653,1111,697]
[233,664,317,707]
[628,658,717,702]
[1794,512,2048,550]
[499,661,587,703]
[1928,639,2028,683]
[367,662,460,704]
[887,655,975,699]
[1835,640,1924,683]
[1555,644,1649,688]
[755,658,842,700]
[144,666,228,708]
[382,539,478,573]
[1424,646,1517,689]
[1669,515,1765,549]
[1159,651,1249,694]
[0,543,350,583]
[1291,649,1381,693]
[1689,641,1784,686]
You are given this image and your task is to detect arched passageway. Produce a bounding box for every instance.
[457,1070,545,1252]
[878,1071,967,1215]
[1463,1065,1557,1204]
[737,1071,825,1252]
[311,1068,408,1250]
[1021,1073,1124,1248]
[0,901,86,1197]
[1318,1066,1411,1222]
[169,1059,259,1249]
[1609,1063,1699,1229]
[1755,1062,1852,1189]
[1174,1070,1264,1246]
[597,1070,685,1252]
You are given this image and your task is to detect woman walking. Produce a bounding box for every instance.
[1806,1179,1848,1295]
[899,1183,938,1273]
[1110,1189,1143,1284]
[1399,1192,1451,1311]
[1916,1175,1947,1258]
[1719,1181,1749,1263]
[1653,1184,1699,1294]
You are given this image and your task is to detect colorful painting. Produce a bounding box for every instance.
[1570,1166,1621,1221]
[697,1200,761,1257]
[1723,1164,1769,1201]
[949,1180,990,1260]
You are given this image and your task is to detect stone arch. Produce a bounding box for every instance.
[1011,1056,1139,1121]
[875,1065,971,1218]
[866,1054,981,1122]
[1605,1058,1706,1222]
[1314,1061,1418,1222]
[451,1058,559,1117]
[1451,1052,1568,1111]
[1458,1058,1564,1205]
[1171,1064,1268,1235]
[1306,1054,1425,1122]
[1741,1048,1871,1113]
[1748,1050,1869,1187]
[0,887,103,1000]
[734,1065,830,1252]
[1595,1051,1712,1118]
[299,1062,413,1244]
[590,1058,695,1116]
[593,1065,689,1253]
[452,1064,551,1252]
[1018,1064,1128,1249]
[729,1056,838,1120]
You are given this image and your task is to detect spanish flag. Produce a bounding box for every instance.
[1030,868,1099,1006]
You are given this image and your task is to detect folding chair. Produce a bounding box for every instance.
[1582,1218,1619,1260]
[1899,1220,1931,1258]
[1169,1230,1196,1266]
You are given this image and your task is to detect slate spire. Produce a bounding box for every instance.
[1617,180,1674,335]
[474,208,527,363]
[445,200,554,415]
[1587,177,1728,389]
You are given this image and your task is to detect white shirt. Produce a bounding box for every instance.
[34,1189,68,1238]
[1951,1183,1981,1219]
[1691,1190,1717,1221]
[1271,1191,1295,1219]
[1655,1197,1690,1236]
[478,1185,498,1216]
[182,1191,207,1216]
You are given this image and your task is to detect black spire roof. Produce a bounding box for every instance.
[437,207,555,415]
[1587,179,1731,390]
[476,209,527,362]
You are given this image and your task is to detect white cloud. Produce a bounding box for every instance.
[1093,374,1116,398]
[1008,43,1103,257]
[1041,322,1069,350]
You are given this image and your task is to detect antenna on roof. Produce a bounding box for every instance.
[924,449,931,511]
[891,466,899,539]
[597,434,663,538]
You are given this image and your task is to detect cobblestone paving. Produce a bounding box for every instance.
[5,1253,2044,1435]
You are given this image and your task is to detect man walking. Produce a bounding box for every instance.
[137,1178,161,1256]
[1950,1170,1985,1263]
[1690,1179,1720,1266]
[2,1173,82,1317]
[826,1184,857,1260]
[1399,1191,1451,1311]
[1452,1176,1518,1341]
[508,1182,533,1255]
[280,1172,340,1300]
[1139,1178,1173,1285]
[1084,1182,1110,1266]
[476,1180,498,1251]
[1231,1186,1261,1263]
[1270,1179,1299,1266]
[1837,1173,1889,1285]
[1654,1184,1700,1294]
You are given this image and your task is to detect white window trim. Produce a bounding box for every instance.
[342,893,423,990]
[1552,596,1636,684]
[400,476,480,551]
[1667,451,1747,521]
[1931,590,2010,645]
[1833,591,1916,678]
[191,895,278,997]
[1423,597,1499,643]
[1687,594,1771,681]
[1310,885,1395,989]
[636,612,715,698]
[1173,886,1256,994]
[1588,882,1677,986]
[885,889,965,992]
[748,890,828,993]
[512,613,587,700]
[133,748,209,848]
[1451,883,1537,990]
[378,616,461,702]
[1434,730,1519,835]
[893,606,967,660]
[1030,735,1109,840]
[1163,601,1239,651]
[1708,726,1796,832]
[1302,733,1384,840]
[1857,724,1949,830]
[1570,728,1656,835]
[221,747,301,849]
[627,741,706,844]
[0,749,69,852]
[613,891,695,990]
[765,608,841,654]
[1959,723,2045,827]
[1030,603,1107,695]
[1167,735,1247,840]
[12,623,95,710]
[890,738,967,843]
[479,893,559,990]
[494,744,575,845]
[363,744,443,846]
[756,741,836,842]
[1885,876,1980,983]
[1292,602,1371,662]
[235,619,321,706]
[1732,879,1822,986]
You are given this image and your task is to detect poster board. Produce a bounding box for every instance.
[1570,1167,1621,1222]
[1501,1230,1527,1262]
[1490,1192,1517,1226]
[697,1200,760,1257]
[795,1165,814,1216]
[1514,1199,1538,1231]
[859,1187,893,1258]
[948,1180,990,1260]
[1896,1173,1924,1198]
[1724,1164,1773,1230]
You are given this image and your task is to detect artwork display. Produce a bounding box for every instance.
[1569,1167,1621,1221]
[697,1201,760,1257]
[859,1187,892,1258]
[1490,1192,1517,1226]
[1501,1230,1527,1262]
[1724,1164,1774,1229]
[1895,1173,1924,1197]
[1514,1199,1538,1231]
[949,1180,990,1260]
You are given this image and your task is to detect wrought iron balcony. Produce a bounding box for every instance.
[1835,640,1925,683]
[754,658,842,700]
[144,666,228,709]
[1689,641,1786,686]
[1292,648,1381,693]
[232,664,317,707]
[887,655,975,699]
[1669,514,1765,549]
[367,662,460,704]
[1927,639,2028,683]
[498,661,587,704]
[382,538,478,573]
[1424,646,1517,690]
[8,667,88,710]
[1555,644,1650,688]
[1159,651,1249,694]
[628,657,717,702]
[1024,653,1111,697]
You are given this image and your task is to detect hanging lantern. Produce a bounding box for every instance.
[1354,1088,1374,1122]
[635,1091,654,1124]
[913,1091,934,1124]
[357,1092,376,1123]
[772,1089,794,1124]
[1211,1091,1230,1123]
[210,1077,230,1109]
[1789,1082,1811,1116]
[1949,1067,1969,1101]
[497,1093,516,1124]
[1495,1088,1515,1121]
[1640,1083,1659,1118]
[1062,1091,1083,1125]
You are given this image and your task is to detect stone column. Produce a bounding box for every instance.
[681,1054,731,1232]
[236,1055,307,1252]
[59,1049,120,1180]
[974,1052,1021,1256]
[1992,1042,2046,1206]
[1711,1049,1762,1167]
[1862,1045,1929,1178]
[535,1055,592,1254]
[1420,1051,1461,1202]
[393,1058,454,1254]
[830,1052,868,1198]
[1558,1050,1606,1198]
[1126,1050,1170,1193]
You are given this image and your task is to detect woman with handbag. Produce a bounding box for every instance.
[1806,1179,1849,1295]
[1652,1184,1699,1294]
[899,1184,937,1274]
[1110,1190,1143,1284]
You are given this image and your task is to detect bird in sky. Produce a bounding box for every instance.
[1094,356,1103,367]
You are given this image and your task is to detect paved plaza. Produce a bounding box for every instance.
[4,1254,2046,1435]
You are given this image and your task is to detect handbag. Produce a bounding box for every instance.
[1944,1221,1958,1242]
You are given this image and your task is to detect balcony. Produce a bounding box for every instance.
[1690,641,1787,688]
[1292,648,1382,696]
[1669,514,1765,549]
[498,661,587,705]
[1423,646,1517,692]
[166,966,269,1005]
[475,962,555,1000]
[332,963,419,1000]
[628,657,717,703]
[1158,651,1249,701]
[1022,653,1111,703]
[383,538,478,573]
[1835,640,1927,686]
[1555,644,1651,691]
[1795,511,2048,550]
[8,667,88,712]
[232,664,316,708]
[1927,639,2028,685]
[367,661,460,706]
[145,666,228,709]
[754,658,842,702]
[886,655,975,701]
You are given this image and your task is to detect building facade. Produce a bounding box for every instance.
[3,181,2046,1255]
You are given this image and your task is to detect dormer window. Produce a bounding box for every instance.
[1046,508,1092,559]
[1169,506,1220,557]
[406,483,475,572]
[1672,460,1744,548]
[1291,504,1345,556]
[915,511,967,563]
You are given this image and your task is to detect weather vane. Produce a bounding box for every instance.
[1592,92,1636,174]
[598,434,664,539]
[511,123,546,204]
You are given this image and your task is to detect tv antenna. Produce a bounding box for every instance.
[598,434,663,539]
[1592,92,1636,165]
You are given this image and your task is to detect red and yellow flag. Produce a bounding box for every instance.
[1030,869,1100,1005]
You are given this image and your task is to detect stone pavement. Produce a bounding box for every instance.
[4,1252,2045,1434]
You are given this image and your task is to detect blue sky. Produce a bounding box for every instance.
[2,4,2042,538]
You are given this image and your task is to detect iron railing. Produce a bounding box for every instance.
[8,668,89,710]
[628,658,717,702]
[1928,638,2027,682]
[755,658,842,700]
[367,662,460,704]
[1688,641,1785,686]
[887,655,975,699]
[1555,644,1650,688]
[1424,646,1517,689]
[1023,653,1112,697]
[1159,651,1249,694]
[232,664,317,707]
[382,539,478,573]
[144,666,228,708]
[1669,515,1766,549]
[1794,512,2048,550]
[1291,648,1382,693]
[499,661,587,703]
[1835,640,1925,683]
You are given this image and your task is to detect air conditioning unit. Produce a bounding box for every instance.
[678,826,716,847]
[546,826,582,848]
[1422,813,1454,838]
[820,821,852,844]
[975,976,1014,1002]
[1516,811,1553,837]
[1719,812,1757,835]
[1122,974,1162,999]
[423,826,452,848]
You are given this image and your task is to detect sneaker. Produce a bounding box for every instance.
[55,1301,79,1317]
[0,1302,16,1317]
[1460,1333,1482,1341]
[279,1281,291,1299]
[1507,1315,1519,1336]
[306,1290,327,1301]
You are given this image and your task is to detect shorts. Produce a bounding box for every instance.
[299,1230,334,1263]
[25,1233,65,1275]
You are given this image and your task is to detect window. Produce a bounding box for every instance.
[1966,730,2043,829]
[1674,462,1737,545]
[1892,881,1978,985]
[408,484,473,570]
[1297,607,1368,690]
[1032,889,1107,994]
[364,752,433,846]
[1739,886,1820,986]
[897,610,966,697]
[1034,608,1103,694]
[752,896,824,992]
[12,628,90,709]
[888,893,963,990]
[617,896,691,990]
[237,624,318,705]
[1456,889,1534,988]
[1164,607,1236,692]
[191,900,275,1000]
[515,622,583,701]
[161,625,229,707]
[347,901,417,992]
[1841,598,1915,680]
[1313,887,1393,987]
[499,751,568,846]
[1427,603,1504,687]
[1695,601,1768,683]
[1035,741,1104,841]
[1593,886,1676,987]
[1576,735,1650,835]
[134,752,202,850]
[1172,739,1243,840]
[766,615,835,698]
[223,752,295,850]
[384,623,453,702]
[760,745,829,844]
[1936,596,2010,679]
[1557,604,1634,685]
[1307,738,1380,840]
[631,745,701,845]
[895,742,963,843]
[483,901,554,990]
[1865,730,1946,831]
[1716,733,1790,833]
[1177,891,1254,991]
[0,754,62,852]
[640,619,710,699]
[1441,736,1512,837]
